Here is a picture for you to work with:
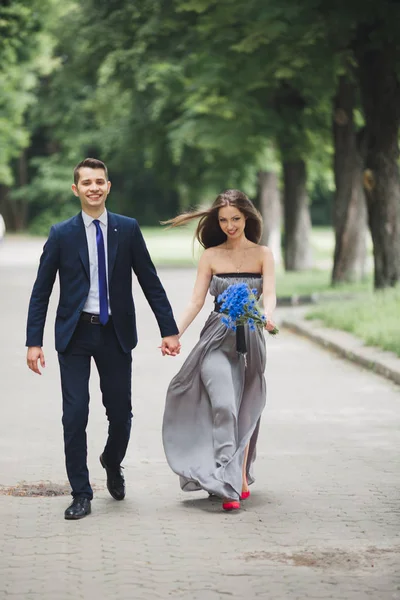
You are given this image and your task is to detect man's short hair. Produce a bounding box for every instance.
[74,158,108,185]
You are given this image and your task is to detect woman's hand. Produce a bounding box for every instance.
[264,318,276,332]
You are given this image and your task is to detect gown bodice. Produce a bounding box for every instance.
[209,273,263,299]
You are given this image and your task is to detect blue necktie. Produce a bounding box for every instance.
[93,220,109,325]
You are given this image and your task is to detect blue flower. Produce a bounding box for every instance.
[217,282,272,336]
[217,291,227,304]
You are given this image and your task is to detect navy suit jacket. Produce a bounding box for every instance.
[26,212,179,353]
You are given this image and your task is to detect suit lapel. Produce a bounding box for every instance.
[73,213,90,280]
[107,212,119,281]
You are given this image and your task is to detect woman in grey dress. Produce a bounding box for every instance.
[162,190,276,511]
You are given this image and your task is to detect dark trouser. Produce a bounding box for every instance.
[58,318,132,499]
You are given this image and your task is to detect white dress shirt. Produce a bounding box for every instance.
[81,210,111,315]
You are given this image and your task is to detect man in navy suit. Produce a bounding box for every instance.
[26,158,180,520]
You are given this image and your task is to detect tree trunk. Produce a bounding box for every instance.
[0,153,30,231]
[354,29,400,288]
[14,152,29,231]
[0,185,14,231]
[258,170,282,266]
[331,75,368,284]
[274,84,313,271]
[0,154,30,232]
[282,159,313,271]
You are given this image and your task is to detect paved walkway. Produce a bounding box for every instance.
[0,237,399,600]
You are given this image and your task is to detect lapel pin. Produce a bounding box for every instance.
[114,228,117,232]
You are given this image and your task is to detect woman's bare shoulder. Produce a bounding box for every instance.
[198,246,218,265]
[259,244,274,257]
[203,244,226,256]
[248,241,261,250]
[202,247,215,257]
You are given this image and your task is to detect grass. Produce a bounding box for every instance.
[275,270,372,298]
[306,287,400,357]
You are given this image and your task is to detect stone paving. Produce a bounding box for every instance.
[0,236,399,600]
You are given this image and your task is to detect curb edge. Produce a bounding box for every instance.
[281,319,400,387]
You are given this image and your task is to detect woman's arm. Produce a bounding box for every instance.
[261,246,277,329]
[177,250,213,337]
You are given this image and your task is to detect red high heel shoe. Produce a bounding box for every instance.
[222,500,240,511]
[241,490,250,500]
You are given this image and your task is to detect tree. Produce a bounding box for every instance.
[331,74,368,284]
[257,169,282,267]
[79,0,340,269]
[0,0,58,229]
[9,1,184,232]
[354,19,400,288]
[320,0,400,288]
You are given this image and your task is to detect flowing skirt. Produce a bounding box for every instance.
[162,311,267,501]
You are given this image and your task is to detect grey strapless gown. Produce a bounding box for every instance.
[162,274,267,501]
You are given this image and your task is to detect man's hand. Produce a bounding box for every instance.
[160,335,181,357]
[27,346,45,375]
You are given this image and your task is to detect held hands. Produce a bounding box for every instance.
[27,346,45,375]
[160,335,181,357]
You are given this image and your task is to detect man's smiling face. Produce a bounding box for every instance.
[72,167,111,213]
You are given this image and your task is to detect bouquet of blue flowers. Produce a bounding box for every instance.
[217,283,279,335]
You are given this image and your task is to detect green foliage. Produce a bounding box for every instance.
[11,156,77,232]
[306,286,400,357]
[29,204,78,236]
[1,0,339,229]
[2,0,399,250]
[310,180,334,226]
[0,0,55,185]
[76,0,337,211]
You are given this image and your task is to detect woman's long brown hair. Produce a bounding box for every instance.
[162,189,263,248]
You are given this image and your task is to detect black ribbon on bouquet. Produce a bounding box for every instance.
[235,324,246,355]
[214,299,247,356]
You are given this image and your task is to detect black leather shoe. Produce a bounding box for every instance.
[100,453,125,500]
[64,497,91,520]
